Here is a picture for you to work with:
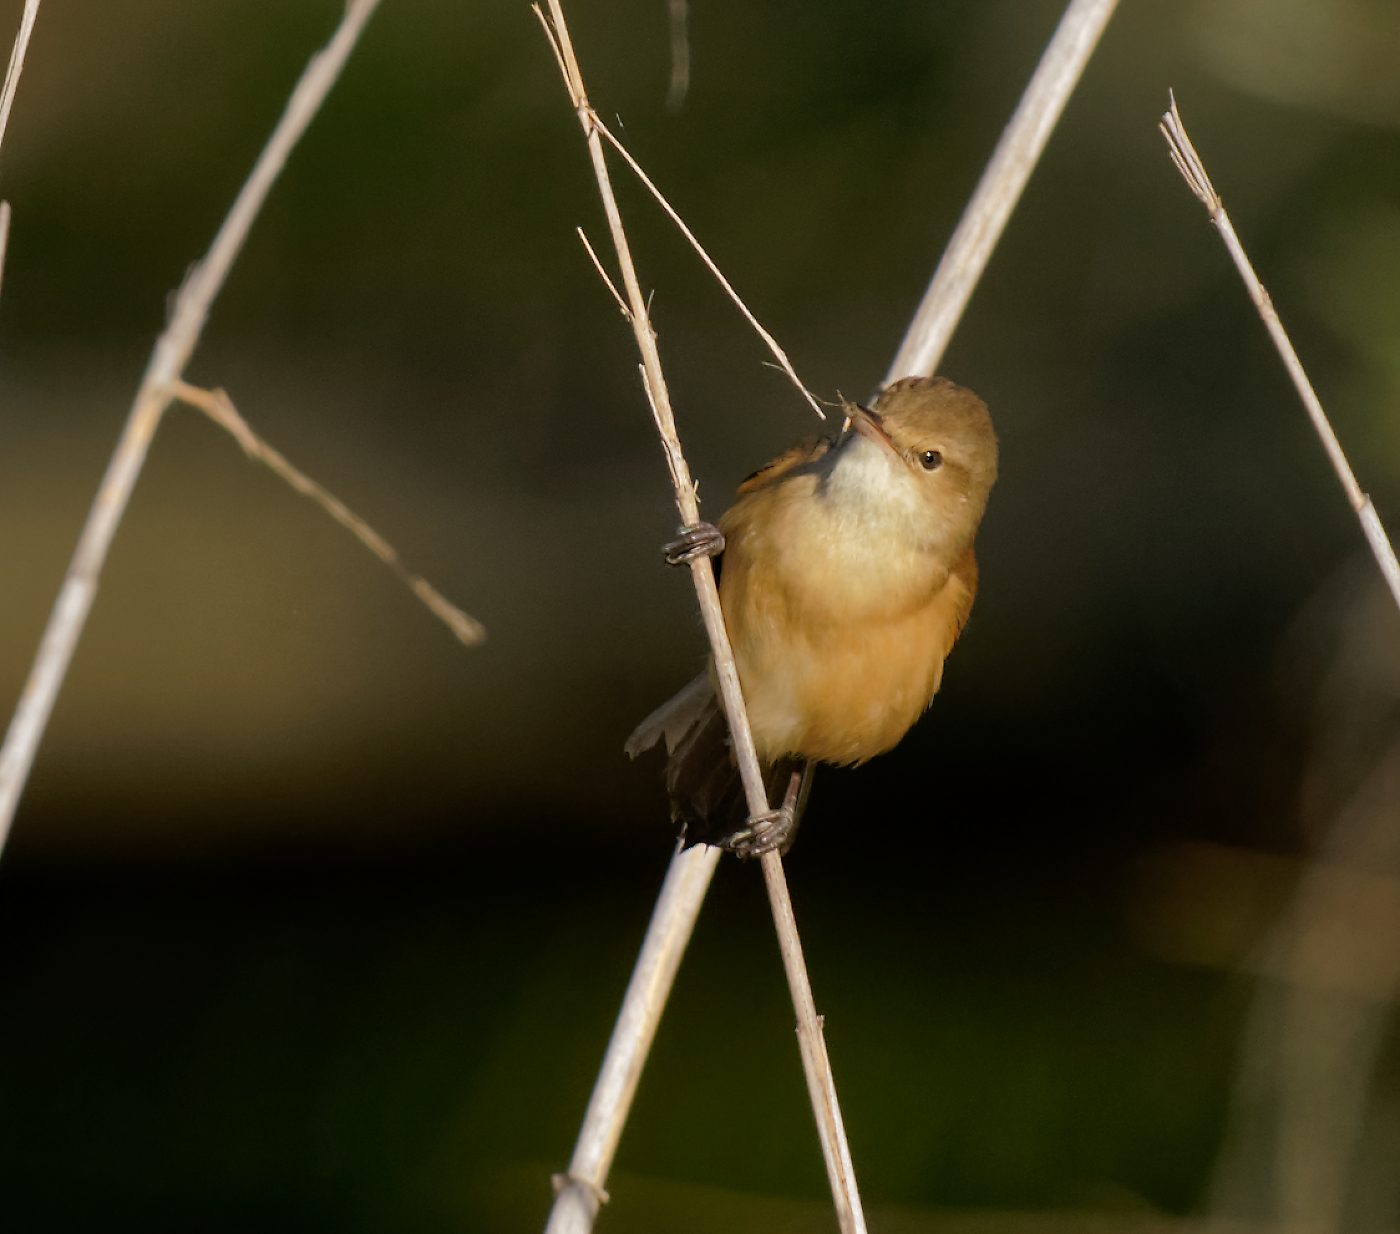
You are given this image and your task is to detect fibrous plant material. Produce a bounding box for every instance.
[1160,93,1400,615]
[0,0,41,163]
[537,1,865,1228]
[171,382,484,648]
[887,0,1120,383]
[0,0,399,853]
[0,0,44,299]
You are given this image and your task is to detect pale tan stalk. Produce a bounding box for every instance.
[537,2,864,1230]
[584,113,824,420]
[576,227,629,318]
[886,0,1120,382]
[0,0,44,301]
[170,382,484,647]
[547,842,721,1232]
[0,0,41,161]
[1160,95,1400,614]
[0,199,10,299]
[0,0,383,852]
[540,3,1120,1230]
[1163,90,1400,1226]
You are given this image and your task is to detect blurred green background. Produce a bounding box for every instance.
[1,1,1398,1231]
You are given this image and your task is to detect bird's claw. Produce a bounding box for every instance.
[724,802,797,859]
[664,521,725,567]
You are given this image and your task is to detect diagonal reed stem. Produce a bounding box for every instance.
[0,0,42,165]
[1159,94,1400,615]
[542,2,1121,1230]
[0,0,383,855]
[886,0,1120,383]
[0,0,45,303]
[169,381,484,647]
[537,2,865,1228]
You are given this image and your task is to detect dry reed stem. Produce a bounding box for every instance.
[0,0,43,305]
[1162,91,1400,1228]
[0,198,10,300]
[0,0,41,162]
[0,0,383,854]
[541,3,1121,1230]
[576,227,630,319]
[170,381,484,647]
[537,2,863,1231]
[547,841,721,1231]
[583,111,825,421]
[885,0,1120,383]
[1160,94,1400,615]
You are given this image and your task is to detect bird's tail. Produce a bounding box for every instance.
[626,672,811,850]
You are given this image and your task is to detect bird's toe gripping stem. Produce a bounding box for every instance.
[664,521,725,567]
[724,800,798,860]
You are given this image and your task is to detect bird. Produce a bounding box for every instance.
[626,375,998,856]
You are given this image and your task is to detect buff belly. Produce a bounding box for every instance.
[735,602,951,766]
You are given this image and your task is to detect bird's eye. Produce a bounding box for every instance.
[919,449,943,471]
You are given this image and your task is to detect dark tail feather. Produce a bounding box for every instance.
[665,694,744,847]
[628,675,812,850]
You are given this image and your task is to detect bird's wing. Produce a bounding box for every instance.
[623,671,714,758]
[734,434,832,494]
[629,436,834,761]
[944,546,980,652]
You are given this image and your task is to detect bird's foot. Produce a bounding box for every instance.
[724,801,797,859]
[664,521,725,567]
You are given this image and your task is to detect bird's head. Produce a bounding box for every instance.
[830,376,998,555]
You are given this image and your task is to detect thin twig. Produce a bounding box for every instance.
[0,0,44,306]
[0,0,383,854]
[759,848,863,1215]
[885,0,1120,383]
[576,227,630,320]
[585,106,825,421]
[537,2,863,1231]
[1159,93,1400,615]
[0,199,10,301]
[0,0,41,164]
[534,0,769,819]
[170,381,484,647]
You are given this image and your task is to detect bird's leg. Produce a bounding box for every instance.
[663,522,725,567]
[726,766,805,859]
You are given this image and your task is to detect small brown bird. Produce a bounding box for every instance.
[627,375,998,856]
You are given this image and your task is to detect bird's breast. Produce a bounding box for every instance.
[724,472,946,623]
[718,480,975,766]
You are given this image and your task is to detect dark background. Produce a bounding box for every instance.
[1,1,1398,1231]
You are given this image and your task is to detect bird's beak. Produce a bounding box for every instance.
[844,402,897,454]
